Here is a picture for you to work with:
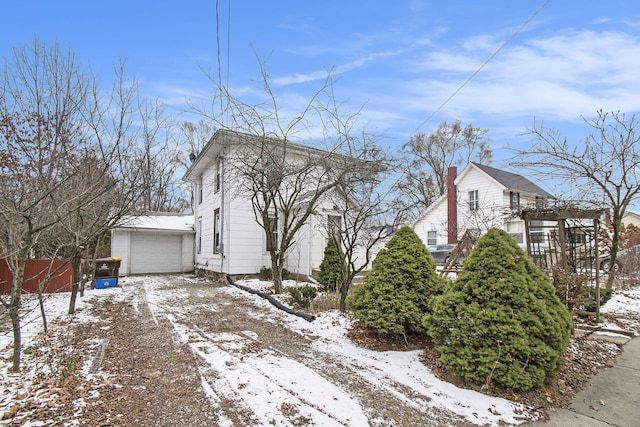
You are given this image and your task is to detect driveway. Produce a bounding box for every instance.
[73,275,530,426]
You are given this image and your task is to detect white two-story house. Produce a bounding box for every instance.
[182,129,348,278]
[413,162,554,248]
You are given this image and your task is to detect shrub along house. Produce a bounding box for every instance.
[182,129,348,279]
[413,162,554,249]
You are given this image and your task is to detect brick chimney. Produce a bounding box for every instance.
[447,166,457,244]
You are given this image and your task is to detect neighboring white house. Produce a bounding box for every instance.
[182,129,345,278]
[413,162,554,248]
[623,210,640,228]
[111,213,195,275]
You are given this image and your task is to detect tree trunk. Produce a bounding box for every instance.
[38,284,48,334]
[606,217,622,289]
[339,281,349,312]
[9,261,25,372]
[272,256,283,294]
[68,251,82,315]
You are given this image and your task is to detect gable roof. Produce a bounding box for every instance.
[469,162,554,198]
[182,129,353,183]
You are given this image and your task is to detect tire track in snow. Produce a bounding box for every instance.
[163,310,369,426]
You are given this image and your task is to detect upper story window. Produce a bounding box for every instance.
[215,157,222,193]
[510,191,520,211]
[328,215,342,241]
[198,175,203,204]
[468,190,479,212]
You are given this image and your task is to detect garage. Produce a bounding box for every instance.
[111,214,195,276]
[130,233,183,274]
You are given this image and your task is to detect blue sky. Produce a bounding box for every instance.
[2,1,640,198]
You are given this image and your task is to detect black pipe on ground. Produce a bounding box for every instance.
[225,274,316,322]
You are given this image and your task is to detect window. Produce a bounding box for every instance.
[328,215,342,241]
[510,191,520,211]
[198,175,203,204]
[197,219,202,254]
[468,190,479,211]
[213,209,221,253]
[427,231,437,246]
[215,157,222,193]
[266,216,278,252]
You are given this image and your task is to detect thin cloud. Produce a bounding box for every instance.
[403,28,640,122]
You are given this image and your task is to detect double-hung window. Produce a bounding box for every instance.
[469,190,479,212]
[266,216,278,252]
[215,157,222,193]
[328,215,342,242]
[213,209,221,254]
[510,191,520,211]
[197,219,202,254]
[427,230,437,246]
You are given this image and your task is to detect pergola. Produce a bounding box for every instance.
[520,207,606,321]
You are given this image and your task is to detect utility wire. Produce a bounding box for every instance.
[226,0,231,91]
[410,0,550,136]
[215,0,223,124]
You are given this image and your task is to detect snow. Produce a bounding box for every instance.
[114,213,194,231]
[601,284,640,318]
[2,275,640,425]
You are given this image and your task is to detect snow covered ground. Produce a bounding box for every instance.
[2,275,639,426]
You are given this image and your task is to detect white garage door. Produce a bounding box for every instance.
[130,233,182,274]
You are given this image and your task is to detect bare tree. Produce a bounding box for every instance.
[177,120,215,168]
[0,41,145,371]
[510,110,640,288]
[399,120,492,216]
[132,100,189,212]
[188,59,382,293]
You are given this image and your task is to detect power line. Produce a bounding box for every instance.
[215,0,223,124]
[226,0,231,91]
[410,0,551,136]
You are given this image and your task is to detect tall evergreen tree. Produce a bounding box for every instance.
[318,237,346,291]
[347,226,445,336]
[426,228,572,391]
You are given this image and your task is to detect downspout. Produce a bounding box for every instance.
[307,215,313,277]
[220,144,227,274]
[447,167,458,244]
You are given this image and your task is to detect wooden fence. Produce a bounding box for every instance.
[0,259,73,294]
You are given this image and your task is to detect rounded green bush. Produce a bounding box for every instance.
[347,226,445,336]
[426,228,572,391]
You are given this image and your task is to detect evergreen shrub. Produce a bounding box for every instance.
[286,285,318,308]
[258,266,289,281]
[318,237,346,291]
[426,228,572,391]
[347,226,445,336]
